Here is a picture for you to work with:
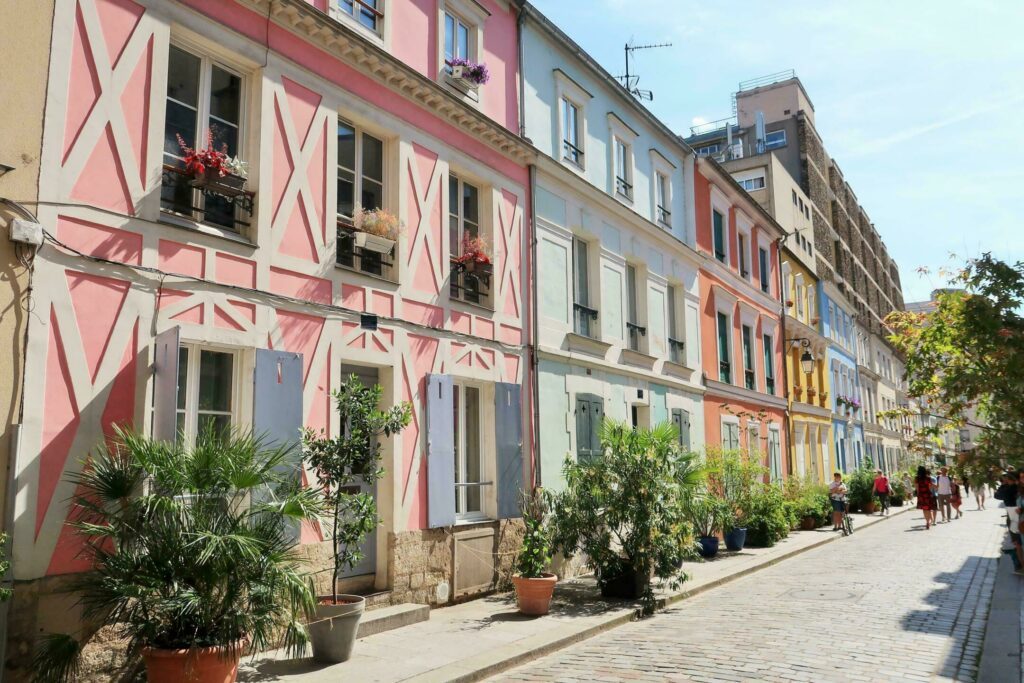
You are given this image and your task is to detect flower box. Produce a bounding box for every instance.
[353,231,396,255]
[447,58,490,87]
[190,167,247,198]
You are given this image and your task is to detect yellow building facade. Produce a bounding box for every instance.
[782,251,833,483]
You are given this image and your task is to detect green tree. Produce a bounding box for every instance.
[885,254,1024,469]
[302,375,411,605]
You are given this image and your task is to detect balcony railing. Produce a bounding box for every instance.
[450,258,492,306]
[160,164,254,232]
[657,204,671,227]
[744,368,756,391]
[615,176,633,200]
[765,376,775,395]
[668,337,685,364]
[562,140,584,167]
[337,222,395,281]
[626,321,646,352]
[719,360,731,384]
[573,302,598,338]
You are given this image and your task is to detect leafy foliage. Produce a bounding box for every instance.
[549,421,703,615]
[886,254,1024,469]
[302,375,411,604]
[703,448,764,531]
[845,466,877,510]
[32,427,328,682]
[744,484,790,547]
[782,477,831,528]
[515,489,552,579]
[889,477,908,506]
[681,487,730,538]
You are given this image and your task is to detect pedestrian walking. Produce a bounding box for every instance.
[829,472,848,532]
[873,469,891,516]
[950,476,963,519]
[916,465,937,530]
[935,466,953,523]
[972,474,987,510]
[903,472,914,505]
[994,471,1022,573]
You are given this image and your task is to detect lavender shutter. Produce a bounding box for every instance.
[426,374,455,528]
[151,326,180,442]
[495,382,523,519]
[253,349,304,463]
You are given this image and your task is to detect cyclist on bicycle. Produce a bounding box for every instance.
[829,472,848,531]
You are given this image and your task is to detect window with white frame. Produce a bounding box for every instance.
[444,10,474,64]
[572,236,596,337]
[763,333,775,395]
[737,232,750,278]
[337,119,392,278]
[764,129,787,150]
[176,345,236,445]
[453,383,485,520]
[625,264,644,352]
[746,423,759,457]
[712,209,727,263]
[561,98,583,167]
[717,310,732,383]
[335,0,383,34]
[738,175,765,191]
[741,324,755,390]
[721,419,740,451]
[667,285,685,364]
[162,44,246,231]
[696,144,720,156]
[758,246,770,293]
[768,427,782,481]
[613,137,633,200]
[449,174,488,305]
[655,171,671,227]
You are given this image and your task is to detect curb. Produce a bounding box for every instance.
[409,505,912,683]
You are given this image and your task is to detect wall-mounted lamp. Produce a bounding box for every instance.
[786,337,815,374]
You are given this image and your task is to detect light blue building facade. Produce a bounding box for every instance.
[820,281,863,473]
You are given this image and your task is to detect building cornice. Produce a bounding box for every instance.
[705,379,788,410]
[240,0,534,165]
[537,345,704,394]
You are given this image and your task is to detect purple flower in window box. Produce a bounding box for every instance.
[448,57,490,86]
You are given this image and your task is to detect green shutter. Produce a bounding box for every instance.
[575,393,603,464]
[671,408,691,451]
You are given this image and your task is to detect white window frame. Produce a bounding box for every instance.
[696,143,720,156]
[554,70,591,175]
[764,129,787,150]
[737,175,766,192]
[437,0,488,103]
[175,343,239,448]
[448,170,491,306]
[721,415,740,451]
[649,149,675,229]
[453,380,489,523]
[336,117,394,280]
[735,212,753,282]
[768,425,782,481]
[713,287,738,384]
[162,40,250,234]
[746,422,760,458]
[331,0,389,46]
[709,185,731,265]
[608,113,638,204]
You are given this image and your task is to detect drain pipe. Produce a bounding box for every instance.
[776,237,795,478]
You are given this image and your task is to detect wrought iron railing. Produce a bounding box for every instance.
[657,204,671,226]
[719,360,731,384]
[337,221,395,280]
[573,302,598,338]
[615,176,633,200]
[668,337,685,364]
[450,258,492,306]
[562,140,584,167]
[744,368,756,391]
[160,164,253,232]
[626,321,646,352]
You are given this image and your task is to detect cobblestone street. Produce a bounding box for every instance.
[493,507,1007,683]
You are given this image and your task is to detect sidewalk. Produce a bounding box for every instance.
[977,528,1023,683]
[240,507,909,683]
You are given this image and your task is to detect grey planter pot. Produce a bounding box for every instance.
[309,594,366,663]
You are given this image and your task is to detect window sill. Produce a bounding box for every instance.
[158,211,257,249]
[454,515,494,527]
[334,262,399,286]
[443,74,481,105]
[328,7,385,46]
[620,347,657,371]
[662,359,696,382]
[565,332,612,358]
[450,295,495,315]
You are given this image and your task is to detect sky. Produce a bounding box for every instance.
[530,0,1024,304]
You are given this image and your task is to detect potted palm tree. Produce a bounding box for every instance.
[683,488,727,558]
[302,375,411,663]
[32,427,327,683]
[511,489,557,615]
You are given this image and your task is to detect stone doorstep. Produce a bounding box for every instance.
[357,603,431,639]
[400,506,913,683]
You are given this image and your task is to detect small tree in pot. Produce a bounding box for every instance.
[301,375,411,663]
[32,427,327,683]
[511,488,556,615]
[681,486,728,558]
[549,421,702,615]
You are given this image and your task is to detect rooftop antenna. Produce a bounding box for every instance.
[617,39,671,101]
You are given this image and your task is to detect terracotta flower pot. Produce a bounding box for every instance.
[512,573,557,615]
[800,516,818,531]
[142,644,242,683]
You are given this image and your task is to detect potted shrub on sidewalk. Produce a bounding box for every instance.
[549,421,702,614]
[705,448,761,552]
[511,488,557,616]
[302,375,411,663]
[32,427,327,683]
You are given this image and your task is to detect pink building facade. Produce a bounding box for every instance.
[8,0,533,661]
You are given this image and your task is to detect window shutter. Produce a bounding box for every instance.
[575,396,592,463]
[426,374,456,528]
[495,382,523,519]
[151,326,180,442]
[253,349,304,461]
[672,408,691,451]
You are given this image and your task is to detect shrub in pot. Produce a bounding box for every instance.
[682,488,728,559]
[302,375,411,663]
[32,427,327,683]
[744,484,791,548]
[549,421,702,614]
[705,448,762,552]
[889,477,907,507]
[846,466,877,514]
[511,488,557,615]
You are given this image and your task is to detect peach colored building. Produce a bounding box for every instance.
[694,157,788,477]
[3,0,533,671]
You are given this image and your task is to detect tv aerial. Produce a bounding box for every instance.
[617,39,672,101]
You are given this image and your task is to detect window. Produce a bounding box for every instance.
[336,0,382,33]
[696,144,720,156]
[722,420,740,450]
[768,428,782,482]
[176,345,235,446]
[614,138,633,200]
[336,120,392,278]
[561,98,583,167]
[741,324,755,390]
[656,172,671,226]
[747,424,759,457]
[764,129,787,150]
[758,247,770,293]
[763,333,775,395]
[162,44,245,231]
[738,233,749,278]
[796,283,805,317]
[625,264,644,352]
[572,237,596,337]
[738,176,765,191]
[453,383,483,519]
[575,394,604,463]
[671,408,691,451]
[792,190,797,205]
[449,175,488,305]
[717,311,731,383]
[712,210,726,262]
[444,11,473,63]
[667,286,684,364]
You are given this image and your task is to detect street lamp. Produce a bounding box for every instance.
[786,337,815,374]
